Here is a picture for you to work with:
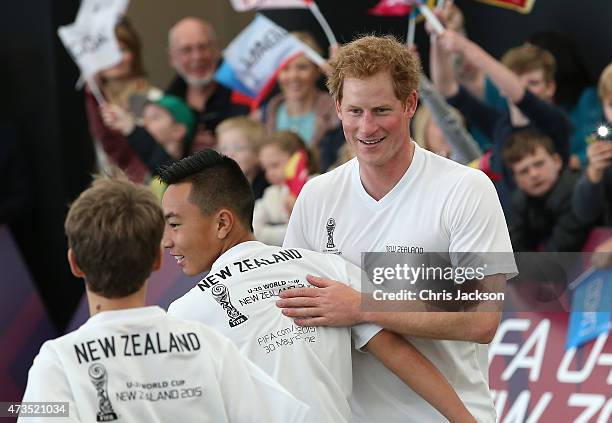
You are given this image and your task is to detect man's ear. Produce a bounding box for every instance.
[546,80,557,102]
[553,152,563,171]
[335,99,343,121]
[216,209,235,239]
[405,90,419,119]
[212,43,222,65]
[67,248,85,279]
[168,47,177,70]
[152,246,163,272]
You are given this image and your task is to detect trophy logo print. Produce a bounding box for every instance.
[88,363,118,422]
[326,218,336,249]
[211,284,248,327]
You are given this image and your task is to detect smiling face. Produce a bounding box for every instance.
[277,54,320,103]
[161,182,221,276]
[511,146,562,197]
[169,19,220,87]
[336,71,416,170]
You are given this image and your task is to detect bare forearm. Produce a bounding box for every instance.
[461,41,524,103]
[361,310,501,344]
[419,75,482,163]
[368,331,476,423]
[431,36,459,97]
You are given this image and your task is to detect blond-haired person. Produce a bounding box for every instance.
[278,35,516,423]
[216,116,269,199]
[264,32,339,148]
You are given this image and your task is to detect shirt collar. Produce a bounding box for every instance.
[209,240,267,273]
[84,306,166,327]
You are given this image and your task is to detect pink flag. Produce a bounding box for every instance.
[229,0,311,11]
[369,0,415,17]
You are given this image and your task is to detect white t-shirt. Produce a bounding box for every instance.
[168,241,382,423]
[284,143,517,423]
[20,306,309,423]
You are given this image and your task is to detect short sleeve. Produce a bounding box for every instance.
[445,170,518,280]
[205,328,310,423]
[341,258,383,351]
[19,343,80,422]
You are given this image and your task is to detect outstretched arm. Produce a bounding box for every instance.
[419,74,482,163]
[435,29,526,104]
[429,28,502,139]
[366,330,476,423]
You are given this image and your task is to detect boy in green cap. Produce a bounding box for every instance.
[101,95,195,172]
[142,95,195,160]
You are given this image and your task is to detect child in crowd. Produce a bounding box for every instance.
[20,172,308,422]
[216,117,269,200]
[572,63,612,266]
[429,12,572,216]
[101,95,194,173]
[141,96,195,160]
[503,129,592,252]
[572,63,612,224]
[598,63,612,127]
[254,131,315,246]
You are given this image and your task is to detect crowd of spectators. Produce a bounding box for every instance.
[85,6,611,260]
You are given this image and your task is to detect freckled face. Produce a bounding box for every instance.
[336,71,415,170]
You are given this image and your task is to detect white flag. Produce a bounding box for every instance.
[58,22,122,79]
[229,0,309,11]
[58,0,129,79]
[223,15,322,95]
[75,0,129,26]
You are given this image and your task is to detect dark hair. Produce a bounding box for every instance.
[502,129,556,167]
[65,172,164,298]
[158,149,255,231]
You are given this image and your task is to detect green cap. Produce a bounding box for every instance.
[153,95,195,141]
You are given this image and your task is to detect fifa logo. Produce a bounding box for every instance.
[326,218,336,249]
[88,363,118,422]
[211,284,248,327]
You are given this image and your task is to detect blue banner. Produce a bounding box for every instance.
[566,267,612,350]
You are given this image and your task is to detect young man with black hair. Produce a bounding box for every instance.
[160,149,477,423]
[20,173,309,423]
